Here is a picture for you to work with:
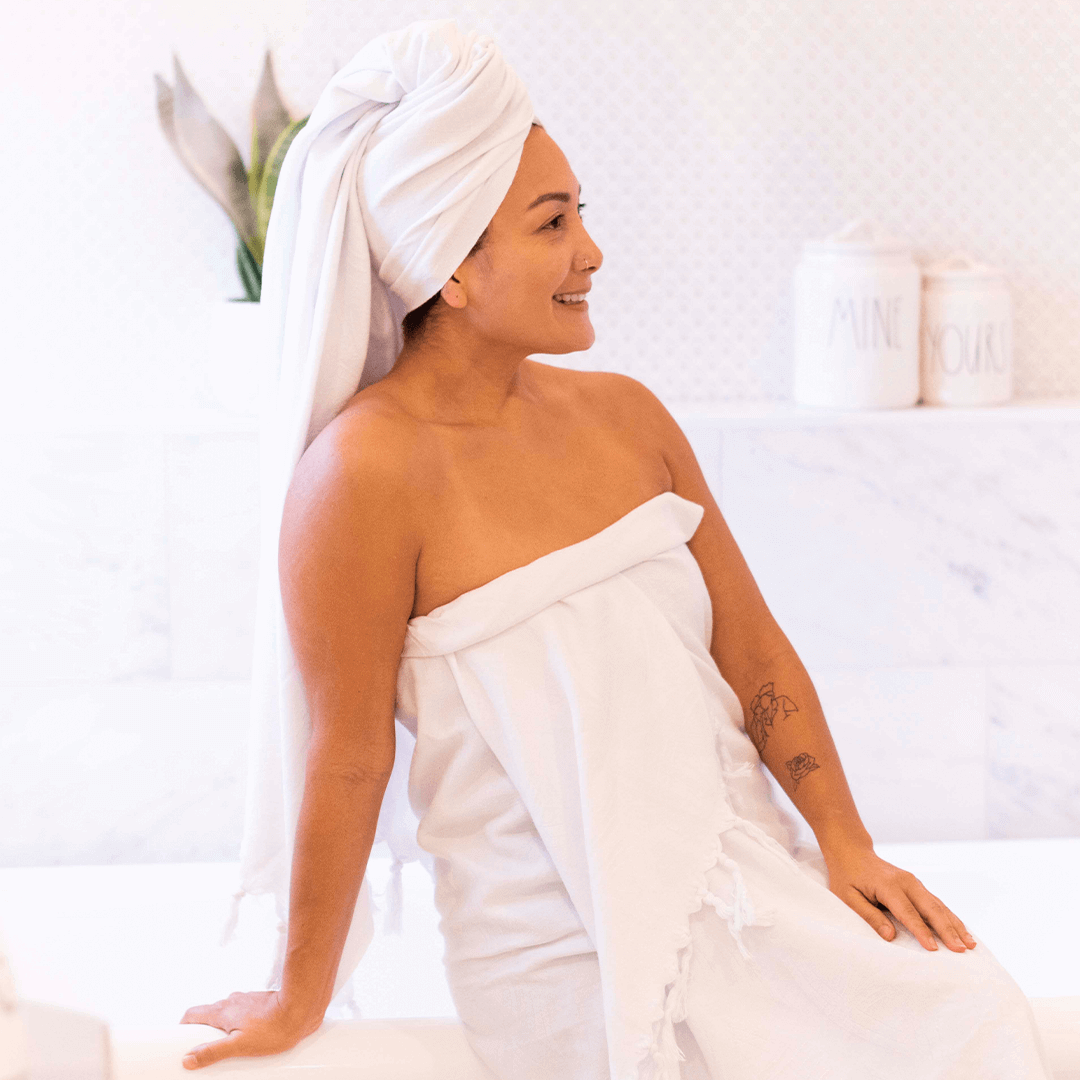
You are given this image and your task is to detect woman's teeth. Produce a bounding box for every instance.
[554,293,587,304]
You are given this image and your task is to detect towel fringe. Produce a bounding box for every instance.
[644,826,778,1080]
[266,918,287,990]
[648,932,692,1077]
[702,842,758,960]
[383,854,405,934]
[218,887,247,947]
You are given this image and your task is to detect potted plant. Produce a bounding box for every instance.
[154,50,308,303]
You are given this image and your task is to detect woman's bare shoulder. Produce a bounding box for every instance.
[524,359,644,417]
[311,389,434,485]
[284,392,434,564]
[529,361,666,429]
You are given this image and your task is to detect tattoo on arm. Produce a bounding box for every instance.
[746,681,820,790]
[785,752,820,791]
[747,681,798,754]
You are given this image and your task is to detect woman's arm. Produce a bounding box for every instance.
[613,374,977,954]
[278,756,394,1028]
[181,406,425,1065]
[602,372,873,850]
[712,641,873,852]
[276,407,424,1022]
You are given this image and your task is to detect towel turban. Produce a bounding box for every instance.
[224,18,539,1012]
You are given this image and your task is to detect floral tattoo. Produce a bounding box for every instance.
[747,681,820,790]
[785,751,820,791]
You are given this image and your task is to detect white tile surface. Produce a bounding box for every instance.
[0,435,170,681]
[2,841,1077,1039]
[761,665,988,847]
[165,434,260,680]
[718,422,1080,669]
[0,854,456,1032]
[987,664,1080,839]
[0,681,247,865]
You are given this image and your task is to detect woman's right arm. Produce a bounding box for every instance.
[181,408,424,1067]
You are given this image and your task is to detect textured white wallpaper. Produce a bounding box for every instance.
[2,0,1078,419]
[2,0,1079,866]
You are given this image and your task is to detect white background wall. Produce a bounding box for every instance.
[1,0,1078,866]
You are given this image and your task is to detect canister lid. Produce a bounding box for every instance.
[923,252,1005,283]
[802,218,912,256]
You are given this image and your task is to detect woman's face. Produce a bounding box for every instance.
[450,125,603,356]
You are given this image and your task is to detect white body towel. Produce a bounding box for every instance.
[395,491,1053,1080]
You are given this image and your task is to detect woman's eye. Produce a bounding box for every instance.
[544,203,586,229]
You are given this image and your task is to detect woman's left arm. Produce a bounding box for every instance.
[732,642,976,954]
[611,373,978,955]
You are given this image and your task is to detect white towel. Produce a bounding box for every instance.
[222,18,537,1013]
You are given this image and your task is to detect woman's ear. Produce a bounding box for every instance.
[441,274,467,309]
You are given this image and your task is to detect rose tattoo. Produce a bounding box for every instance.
[747,681,799,754]
[785,751,820,791]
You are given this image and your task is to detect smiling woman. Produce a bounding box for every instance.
[399,121,592,345]
[178,17,1055,1080]
[389,122,601,385]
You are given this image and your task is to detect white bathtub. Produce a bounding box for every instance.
[2,838,1078,1079]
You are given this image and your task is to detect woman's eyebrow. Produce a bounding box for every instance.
[525,186,583,212]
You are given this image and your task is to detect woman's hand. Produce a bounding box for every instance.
[179,990,321,1069]
[820,842,978,953]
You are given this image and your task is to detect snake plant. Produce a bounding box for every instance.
[154,51,309,302]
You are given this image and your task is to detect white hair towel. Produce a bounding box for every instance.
[222,18,537,1013]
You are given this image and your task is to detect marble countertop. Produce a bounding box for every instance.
[7,397,1077,436]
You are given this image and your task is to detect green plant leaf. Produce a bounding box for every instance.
[252,115,309,267]
[249,50,293,205]
[161,54,259,251]
[235,227,262,302]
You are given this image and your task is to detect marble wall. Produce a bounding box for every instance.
[676,403,1080,850]
[5,0,1080,867]
[1,403,1077,865]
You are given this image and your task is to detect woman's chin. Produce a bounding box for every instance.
[548,324,596,353]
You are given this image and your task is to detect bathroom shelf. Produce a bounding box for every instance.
[669,397,1080,427]
[5,399,1079,437]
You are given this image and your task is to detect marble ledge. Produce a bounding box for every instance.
[669,396,1080,427]
[1,397,1078,436]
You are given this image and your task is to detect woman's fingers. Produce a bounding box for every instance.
[178,990,311,1070]
[840,884,902,942]
[878,878,977,952]
[902,880,977,951]
[180,1003,224,1028]
[182,1030,248,1070]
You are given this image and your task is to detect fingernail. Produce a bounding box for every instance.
[929,940,938,950]
[878,924,891,938]
[183,1055,197,1069]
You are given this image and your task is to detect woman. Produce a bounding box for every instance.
[180,21,1052,1080]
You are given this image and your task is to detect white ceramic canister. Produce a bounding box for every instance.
[793,219,922,409]
[919,253,1012,406]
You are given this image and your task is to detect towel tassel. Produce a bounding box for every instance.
[383,853,405,935]
[702,843,761,961]
[218,887,247,947]
[265,918,287,990]
[649,933,693,1078]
